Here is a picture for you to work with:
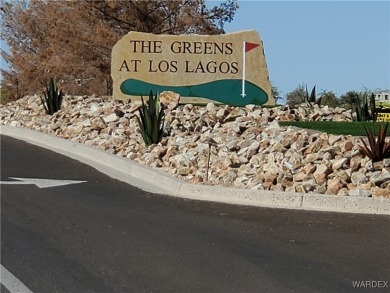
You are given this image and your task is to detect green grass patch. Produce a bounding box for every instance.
[279,121,390,136]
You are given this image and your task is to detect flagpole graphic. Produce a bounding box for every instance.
[242,41,246,97]
[241,41,260,97]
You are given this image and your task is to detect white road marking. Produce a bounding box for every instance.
[0,177,86,188]
[1,265,34,293]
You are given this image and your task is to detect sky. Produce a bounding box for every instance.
[216,0,390,97]
[1,1,389,99]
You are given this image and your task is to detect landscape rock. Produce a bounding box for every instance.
[1,95,388,197]
[326,178,344,195]
[102,113,119,124]
[351,171,368,185]
[160,91,180,110]
[370,172,390,186]
[332,158,348,170]
[383,158,390,167]
[371,187,390,198]
[349,189,372,197]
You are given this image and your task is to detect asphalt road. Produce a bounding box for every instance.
[1,135,389,293]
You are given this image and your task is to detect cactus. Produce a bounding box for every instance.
[136,90,165,147]
[40,78,64,115]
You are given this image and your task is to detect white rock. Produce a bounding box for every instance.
[349,189,372,197]
[370,172,390,186]
[351,172,368,185]
[332,158,348,170]
[102,113,119,123]
[160,91,180,110]
[82,119,92,127]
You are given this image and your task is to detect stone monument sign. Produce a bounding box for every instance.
[111,30,273,106]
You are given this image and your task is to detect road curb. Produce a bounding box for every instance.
[1,125,389,215]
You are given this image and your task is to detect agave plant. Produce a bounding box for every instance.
[136,90,165,147]
[305,85,321,108]
[359,123,390,162]
[40,78,64,115]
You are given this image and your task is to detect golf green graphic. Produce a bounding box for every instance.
[120,79,268,106]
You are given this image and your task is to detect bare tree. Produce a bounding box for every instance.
[0,0,238,97]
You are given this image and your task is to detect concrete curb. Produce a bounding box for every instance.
[1,125,389,215]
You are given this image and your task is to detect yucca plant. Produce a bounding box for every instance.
[41,78,64,115]
[306,85,321,108]
[136,90,165,147]
[359,123,390,162]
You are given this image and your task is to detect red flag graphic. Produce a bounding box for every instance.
[244,42,260,52]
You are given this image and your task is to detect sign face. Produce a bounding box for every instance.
[376,112,390,122]
[111,30,273,106]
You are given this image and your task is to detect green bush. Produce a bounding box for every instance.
[0,86,11,104]
[318,90,340,108]
[0,85,23,104]
[286,84,306,108]
[352,91,376,122]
